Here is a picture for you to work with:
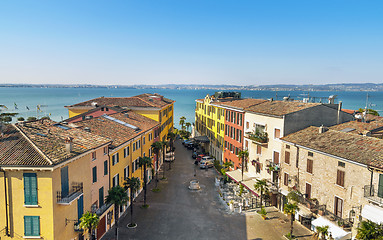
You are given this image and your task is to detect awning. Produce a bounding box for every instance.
[280,188,289,196]
[192,135,210,143]
[297,204,312,218]
[361,204,383,224]
[226,170,259,197]
[311,217,351,240]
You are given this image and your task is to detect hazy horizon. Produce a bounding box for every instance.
[1,1,382,86]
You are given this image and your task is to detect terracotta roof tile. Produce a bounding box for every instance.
[73,111,159,148]
[281,126,383,169]
[330,120,383,135]
[213,99,267,109]
[67,93,174,109]
[0,120,111,167]
[245,101,321,116]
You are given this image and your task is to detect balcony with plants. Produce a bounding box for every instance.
[245,129,268,146]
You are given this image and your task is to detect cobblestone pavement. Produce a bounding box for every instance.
[101,139,313,240]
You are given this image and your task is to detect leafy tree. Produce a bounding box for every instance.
[138,156,152,207]
[0,105,18,130]
[151,141,163,189]
[17,117,25,121]
[315,225,329,240]
[287,190,301,203]
[105,186,129,238]
[359,108,380,116]
[284,202,299,238]
[223,161,234,170]
[237,149,249,181]
[79,211,99,240]
[27,116,37,121]
[167,132,176,169]
[356,220,383,240]
[254,179,268,207]
[124,177,141,227]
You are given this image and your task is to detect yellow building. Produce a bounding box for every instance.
[69,110,159,204]
[195,94,226,163]
[0,120,111,240]
[64,93,174,141]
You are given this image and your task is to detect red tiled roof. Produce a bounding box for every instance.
[73,111,159,148]
[66,93,174,109]
[281,126,383,169]
[342,109,355,114]
[0,120,111,167]
[330,120,383,135]
[213,99,267,110]
[245,101,321,116]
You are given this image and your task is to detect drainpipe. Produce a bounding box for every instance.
[367,165,374,196]
[337,101,342,125]
[0,167,10,236]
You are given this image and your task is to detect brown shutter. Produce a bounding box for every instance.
[285,151,290,164]
[273,151,280,164]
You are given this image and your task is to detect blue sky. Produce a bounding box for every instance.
[1,0,382,85]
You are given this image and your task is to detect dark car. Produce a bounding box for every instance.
[186,142,197,149]
[192,151,202,159]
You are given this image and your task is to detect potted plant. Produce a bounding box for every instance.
[258,207,268,220]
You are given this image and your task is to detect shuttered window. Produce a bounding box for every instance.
[274,128,281,139]
[24,173,38,205]
[378,174,383,198]
[307,159,313,174]
[336,170,345,187]
[257,145,261,155]
[306,183,312,199]
[285,151,290,164]
[104,160,108,175]
[284,173,289,186]
[92,167,97,183]
[273,151,280,164]
[24,216,40,237]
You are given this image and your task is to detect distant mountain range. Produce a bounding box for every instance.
[1,83,383,91]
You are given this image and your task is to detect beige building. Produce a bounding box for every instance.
[239,100,353,206]
[280,126,383,239]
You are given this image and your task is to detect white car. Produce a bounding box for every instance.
[199,159,214,169]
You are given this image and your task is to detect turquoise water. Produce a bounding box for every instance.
[1,87,382,127]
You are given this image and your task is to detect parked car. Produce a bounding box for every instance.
[186,142,197,150]
[199,159,214,169]
[192,151,201,159]
[182,139,191,145]
[183,140,192,147]
[196,154,206,162]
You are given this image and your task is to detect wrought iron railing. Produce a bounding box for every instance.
[317,205,353,229]
[364,185,383,206]
[56,182,83,204]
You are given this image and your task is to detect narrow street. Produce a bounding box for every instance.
[102,139,312,240]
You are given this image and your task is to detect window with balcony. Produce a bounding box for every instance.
[306,183,312,199]
[112,174,119,187]
[334,196,343,218]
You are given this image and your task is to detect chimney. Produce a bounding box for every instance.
[337,101,342,124]
[319,125,328,133]
[65,137,73,153]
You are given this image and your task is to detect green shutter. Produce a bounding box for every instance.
[104,160,108,175]
[93,167,97,183]
[24,216,39,236]
[24,173,37,205]
[378,174,383,198]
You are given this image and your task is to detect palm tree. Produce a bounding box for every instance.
[161,140,169,179]
[254,179,268,208]
[357,220,383,240]
[124,177,141,227]
[105,186,129,239]
[284,202,299,238]
[179,116,186,130]
[138,156,152,207]
[237,149,249,181]
[79,211,99,240]
[315,225,329,240]
[223,161,234,170]
[185,122,191,132]
[151,141,162,189]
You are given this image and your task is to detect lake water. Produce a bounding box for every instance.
[1,87,382,128]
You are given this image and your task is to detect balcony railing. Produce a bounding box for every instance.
[245,132,268,145]
[93,202,113,216]
[364,185,383,206]
[297,194,319,212]
[56,182,83,205]
[316,205,353,230]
